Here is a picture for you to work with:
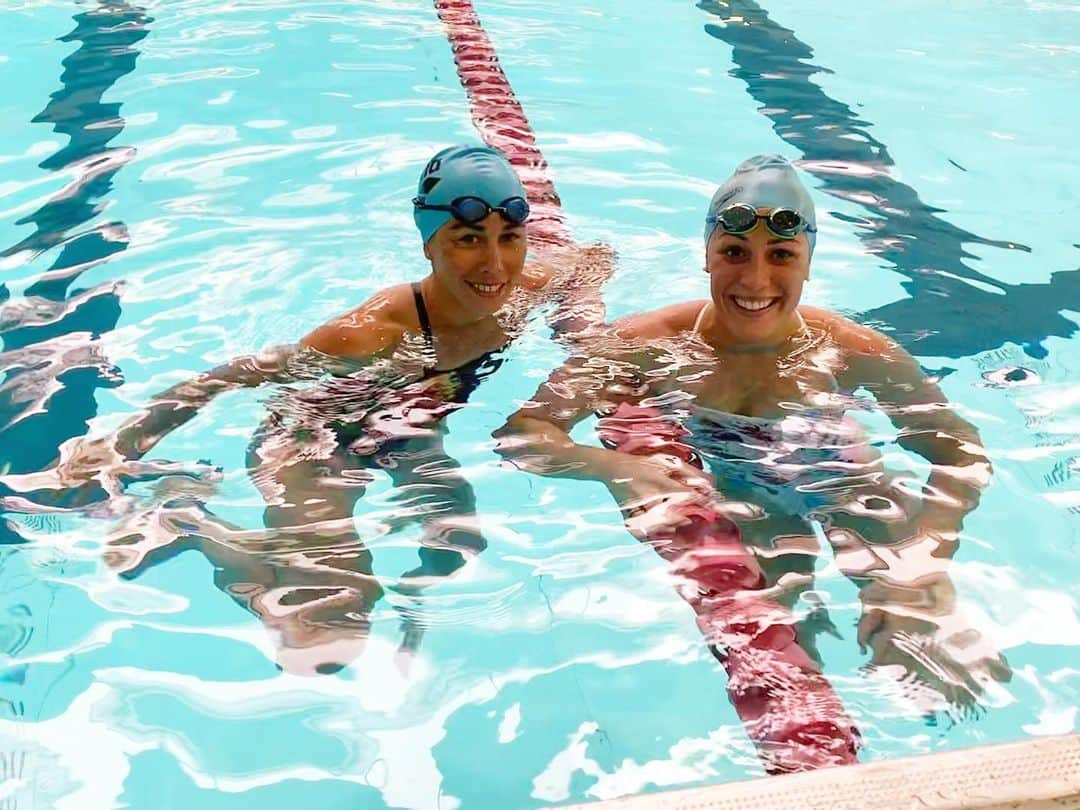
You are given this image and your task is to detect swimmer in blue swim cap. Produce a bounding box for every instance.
[298,143,606,368]
[700,153,818,348]
[502,153,1010,709]
[54,144,612,677]
[406,144,535,322]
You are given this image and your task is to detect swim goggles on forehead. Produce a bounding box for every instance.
[412,195,530,226]
[707,203,815,240]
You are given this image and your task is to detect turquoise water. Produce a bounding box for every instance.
[1,0,1079,807]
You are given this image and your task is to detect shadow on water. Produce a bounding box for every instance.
[697,0,1080,360]
[0,3,151,543]
[0,26,153,804]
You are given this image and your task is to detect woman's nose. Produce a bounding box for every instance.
[482,240,507,275]
[740,254,771,289]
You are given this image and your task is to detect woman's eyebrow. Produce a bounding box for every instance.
[448,221,485,233]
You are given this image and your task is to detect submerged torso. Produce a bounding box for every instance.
[637,303,878,510]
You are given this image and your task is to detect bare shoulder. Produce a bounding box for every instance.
[801,305,926,394]
[614,300,706,340]
[800,305,902,358]
[301,284,417,361]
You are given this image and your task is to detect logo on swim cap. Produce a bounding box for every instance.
[714,186,743,209]
[425,157,442,175]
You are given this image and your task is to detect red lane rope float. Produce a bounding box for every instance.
[433,0,860,775]
[598,403,861,774]
[431,0,570,249]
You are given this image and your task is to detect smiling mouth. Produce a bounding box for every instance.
[731,296,780,314]
[467,281,506,298]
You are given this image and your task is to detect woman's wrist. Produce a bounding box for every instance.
[562,445,635,482]
[496,423,623,482]
[858,572,957,617]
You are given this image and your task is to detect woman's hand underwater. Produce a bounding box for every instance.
[606,452,717,538]
[0,434,222,511]
[856,574,1012,718]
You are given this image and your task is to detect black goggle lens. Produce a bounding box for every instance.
[450,196,490,223]
[414,195,530,226]
[499,196,530,225]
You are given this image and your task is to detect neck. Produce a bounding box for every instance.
[419,274,493,330]
[698,304,806,355]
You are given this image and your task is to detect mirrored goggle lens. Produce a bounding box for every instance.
[717,204,759,234]
[767,208,804,236]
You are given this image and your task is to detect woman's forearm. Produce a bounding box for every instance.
[113,347,296,459]
[113,395,214,459]
[856,339,992,518]
[544,244,614,342]
[896,415,992,522]
[495,415,625,482]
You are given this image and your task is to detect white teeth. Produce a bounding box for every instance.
[733,297,775,311]
[470,282,503,294]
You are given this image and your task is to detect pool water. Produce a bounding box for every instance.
[1,0,1078,807]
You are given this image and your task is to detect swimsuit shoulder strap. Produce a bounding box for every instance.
[794,309,808,332]
[691,302,711,336]
[411,282,435,350]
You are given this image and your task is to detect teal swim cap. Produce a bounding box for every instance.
[413,145,526,244]
[704,154,817,254]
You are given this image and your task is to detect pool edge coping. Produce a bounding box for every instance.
[558,732,1080,809]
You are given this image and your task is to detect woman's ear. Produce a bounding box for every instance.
[423,242,432,261]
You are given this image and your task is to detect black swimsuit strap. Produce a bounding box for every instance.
[411,282,435,350]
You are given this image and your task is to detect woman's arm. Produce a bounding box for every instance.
[497,346,635,477]
[110,345,297,460]
[825,315,1010,700]
[523,243,616,341]
[496,313,712,509]
[62,302,410,486]
[3,346,305,503]
[500,403,713,520]
[835,317,991,536]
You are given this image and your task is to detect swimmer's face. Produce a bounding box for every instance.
[424,212,527,317]
[705,210,810,346]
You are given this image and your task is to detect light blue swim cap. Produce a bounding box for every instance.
[704,154,817,254]
[413,144,526,244]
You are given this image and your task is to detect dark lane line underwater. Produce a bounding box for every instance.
[0,3,151,739]
[0,3,151,544]
[697,0,1080,361]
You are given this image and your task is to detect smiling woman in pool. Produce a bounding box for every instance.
[27,144,611,675]
[499,153,1010,710]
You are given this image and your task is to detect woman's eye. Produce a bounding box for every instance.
[500,231,522,244]
[457,234,480,246]
[770,248,796,262]
[721,245,745,259]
